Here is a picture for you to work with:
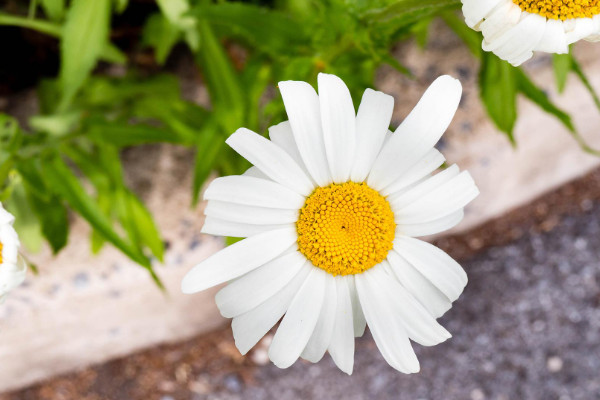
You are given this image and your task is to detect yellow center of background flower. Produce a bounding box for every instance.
[296,182,396,276]
[513,0,600,20]
[0,242,3,264]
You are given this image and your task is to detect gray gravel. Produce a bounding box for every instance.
[201,208,600,400]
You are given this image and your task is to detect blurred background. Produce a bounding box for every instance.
[1,0,600,399]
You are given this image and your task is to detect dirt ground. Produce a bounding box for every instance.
[3,166,600,400]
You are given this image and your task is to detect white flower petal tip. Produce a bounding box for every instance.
[0,202,24,302]
[184,72,477,374]
[461,0,600,65]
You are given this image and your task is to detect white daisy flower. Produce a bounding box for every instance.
[462,0,600,66]
[182,73,479,374]
[0,202,25,304]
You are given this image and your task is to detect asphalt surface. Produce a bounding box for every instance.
[195,204,600,400]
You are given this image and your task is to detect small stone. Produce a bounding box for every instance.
[223,374,243,393]
[470,388,485,400]
[547,356,563,372]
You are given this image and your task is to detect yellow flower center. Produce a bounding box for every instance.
[296,182,396,276]
[0,242,2,264]
[513,0,600,20]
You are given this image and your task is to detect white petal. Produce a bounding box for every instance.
[181,227,297,293]
[388,165,460,211]
[585,15,600,41]
[279,80,332,186]
[301,273,337,363]
[394,171,479,225]
[368,76,461,191]
[328,277,355,375]
[386,250,452,318]
[232,262,312,354]
[318,73,356,183]
[566,17,596,45]
[375,262,451,346]
[350,89,394,182]
[535,19,568,53]
[0,255,26,298]
[201,216,291,238]
[204,176,305,210]
[479,1,522,43]
[398,209,465,237]
[483,14,546,66]
[355,270,420,374]
[205,200,298,225]
[461,0,503,29]
[381,148,445,197]
[347,276,366,337]
[269,267,327,368]
[226,128,314,196]
[0,224,20,265]
[215,251,307,318]
[243,166,269,180]
[394,236,467,302]
[268,121,311,177]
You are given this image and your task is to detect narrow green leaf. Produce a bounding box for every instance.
[59,0,111,109]
[192,122,224,205]
[142,13,181,65]
[4,183,43,253]
[114,0,128,14]
[42,156,153,270]
[0,12,61,35]
[87,122,182,147]
[116,189,165,262]
[192,3,310,57]
[479,53,517,141]
[362,0,461,28]
[571,56,600,112]
[40,0,65,21]
[156,0,199,50]
[441,11,482,58]
[552,53,571,93]
[515,68,574,132]
[26,189,69,254]
[195,21,245,133]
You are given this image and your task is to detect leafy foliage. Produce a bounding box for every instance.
[0,0,599,284]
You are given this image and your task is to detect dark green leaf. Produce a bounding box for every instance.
[441,11,482,58]
[479,53,517,141]
[42,156,156,273]
[192,121,224,205]
[59,0,111,109]
[571,56,600,112]
[142,13,181,65]
[87,122,182,147]
[552,53,571,93]
[26,189,69,254]
[192,3,310,57]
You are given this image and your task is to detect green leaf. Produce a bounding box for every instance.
[195,21,245,133]
[114,0,128,14]
[42,156,157,275]
[515,68,574,132]
[87,122,183,147]
[192,121,224,205]
[441,11,482,58]
[142,13,181,65]
[0,12,61,35]
[0,13,122,64]
[156,0,199,50]
[29,111,81,136]
[479,53,517,141]
[552,53,571,93]
[571,56,600,113]
[40,0,65,21]
[26,188,69,254]
[362,0,461,29]
[115,189,164,262]
[4,183,43,253]
[192,3,310,57]
[59,0,112,110]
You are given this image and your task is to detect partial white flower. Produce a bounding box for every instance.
[462,0,600,66]
[0,202,25,303]
[182,73,479,374]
